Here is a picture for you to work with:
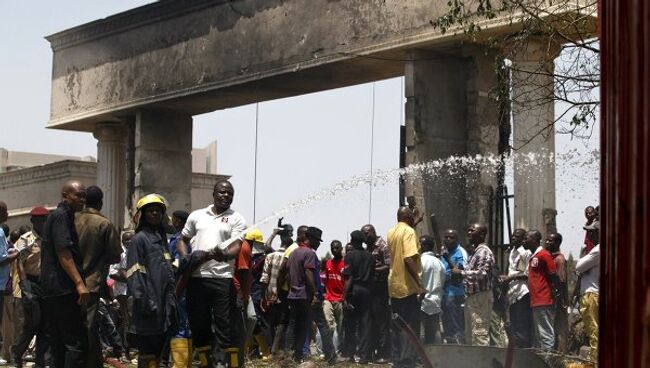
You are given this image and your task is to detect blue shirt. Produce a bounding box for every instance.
[0,227,10,291]
[440,244,468,297]
[168,231,190,260]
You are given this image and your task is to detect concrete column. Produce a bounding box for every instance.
[403,48,500,238]
[511,39,560,235]
[133,110,192,217]
[93,123,127,229]
[404,50,467,237]
[464,47,502,231]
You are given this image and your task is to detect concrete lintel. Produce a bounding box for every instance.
[47,0,596,130]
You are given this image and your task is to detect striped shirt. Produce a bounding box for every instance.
[260,248,285,302]
[462,243,495,295]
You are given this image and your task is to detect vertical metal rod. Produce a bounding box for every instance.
[399,77,406,204]
[368,82,376,223]
[253,103,259,223]
[504,185,513,244]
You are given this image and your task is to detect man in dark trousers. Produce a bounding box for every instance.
[361,224,391,363]
[285,226,321,363]
[499,228,533,348]
[177,180,247,367]
[40,180,89,368]
[387,206,424,368]
[342,230,375,364]
[75,185,121,368]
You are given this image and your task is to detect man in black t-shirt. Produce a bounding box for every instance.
[41,180,89,368]
[342,230,375,364]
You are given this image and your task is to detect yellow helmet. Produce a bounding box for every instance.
[244,228,264,243]
[136,194,167,212]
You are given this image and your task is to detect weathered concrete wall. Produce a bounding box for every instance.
[464,47,501,231]
[404,47,500,240]
[133,111,193,217]
[404,50,470,237]
[511,39,559,236]
[46,0,549,131]
[0,160,227,231]
[0,148,94,173]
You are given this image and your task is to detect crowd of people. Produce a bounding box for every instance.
[0,179,601,368]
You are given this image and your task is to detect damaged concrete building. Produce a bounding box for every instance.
[45,0,595,238]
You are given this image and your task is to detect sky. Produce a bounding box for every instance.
[0,1,599,258]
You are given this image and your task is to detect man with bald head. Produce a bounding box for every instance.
[387,206,423,368]
[451,223,494,346]
[40,180,89,367]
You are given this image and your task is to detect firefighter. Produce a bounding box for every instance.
[126,194,178,368]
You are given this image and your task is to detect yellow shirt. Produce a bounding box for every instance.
[387,221,421,299]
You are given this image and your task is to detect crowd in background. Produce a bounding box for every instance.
[0,179,601,367]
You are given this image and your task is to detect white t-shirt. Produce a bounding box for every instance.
[182,205,247,279]
[420,252,446,315]
[109,246,128,297]
[506,245,532,305]
[576,244,600,294]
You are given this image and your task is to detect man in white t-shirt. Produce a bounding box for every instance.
[499,228,533,348]
[177,180,247,368]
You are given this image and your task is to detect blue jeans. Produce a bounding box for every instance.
[441,295,465,344]
[532,306,556,350]
[175,291,191,338]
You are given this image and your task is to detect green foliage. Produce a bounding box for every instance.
[432,0,510,37]
[432,0,600,140]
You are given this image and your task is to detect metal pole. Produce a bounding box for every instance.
[368,82,376,223]
[504,185,513,244]
[253,103,259,223]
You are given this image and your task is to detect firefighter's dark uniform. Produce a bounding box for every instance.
[126,226,177,367]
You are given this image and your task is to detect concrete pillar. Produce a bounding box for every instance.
[403,48,500,239]
[93,123,127,229]
[511,39,560,235]
[133,110,193,218]
[464,47,502,231]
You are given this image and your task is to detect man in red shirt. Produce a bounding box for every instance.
[582,206,598,256]
[234,229,271,360]
[526,230,559,351]
[546,232,569,352]
[323,240,345,351]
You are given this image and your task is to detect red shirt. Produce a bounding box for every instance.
[233,240,252,298]
[528,248,557,307]
[324,258,345,302]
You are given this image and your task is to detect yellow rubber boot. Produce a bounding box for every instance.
[170,338,192,368]
[224,347,241,368]
[195,346,212,368]
[254,334,270,358]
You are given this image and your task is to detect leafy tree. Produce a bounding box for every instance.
[432,0,599,144]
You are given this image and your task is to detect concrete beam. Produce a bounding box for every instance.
[46,0,595,131]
